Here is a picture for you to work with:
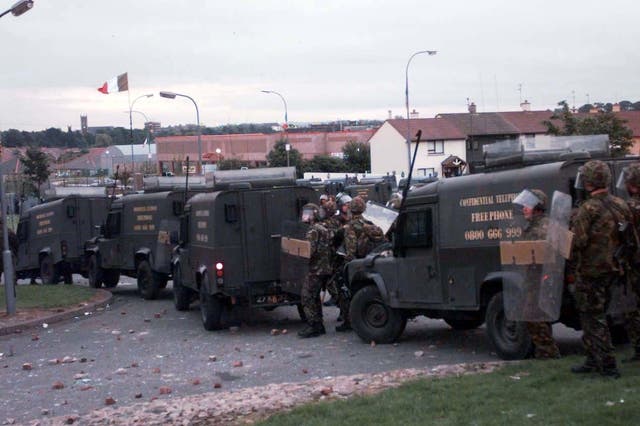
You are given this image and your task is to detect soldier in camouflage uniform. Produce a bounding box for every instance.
[570,160,631,378]
[298,203,333,338]
[324,195,352,318]
[338,196,386,331]
[514,189,561,359]
[619,162,640,362]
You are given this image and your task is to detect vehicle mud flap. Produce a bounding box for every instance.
[156,219,179,274]
[279,220,310,296]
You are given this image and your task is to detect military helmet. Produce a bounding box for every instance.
[350,196,366,214]
[579,160,611,189]
[301,203,322,222]
[319,194,329,203]
[530,189,547,211]
[336,192,353,209]
[386,192,403,209]
[513,189,547,211]
[624,163,640,187]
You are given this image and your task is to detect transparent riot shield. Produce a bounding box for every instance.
[280,220,310,295]
[500,191,571,321]
[362,201,399,235]
[156,219,180,273]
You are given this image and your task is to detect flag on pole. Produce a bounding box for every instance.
[97,73,129,94]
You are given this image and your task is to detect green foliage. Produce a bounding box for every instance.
[342,140,370,173]
[0,285,97,309]
[218,158,249,170]
[19,147,52,197]
[546,101,634,157]
[260,355,640,426]
[267,138,303,169]
[301,155,346,174]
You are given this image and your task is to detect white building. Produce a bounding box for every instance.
[369,118,467,178]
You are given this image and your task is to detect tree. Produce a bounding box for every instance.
[545,101,634,157]
[19,147,52,198]
[301,155,346,174]
[218,158,248,170]
[266,138,303,168]
[342,141,370,173]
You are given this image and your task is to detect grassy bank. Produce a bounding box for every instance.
[0,284,97,310]
[260,356,640,425]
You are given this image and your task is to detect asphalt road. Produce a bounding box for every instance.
[0,277,583,424]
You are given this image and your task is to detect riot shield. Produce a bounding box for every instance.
[156,219,180,273]
[500,191,571,321]
[362,201,399,235]
[280,220,310,295]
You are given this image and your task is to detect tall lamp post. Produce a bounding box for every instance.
[261,89,288,133]
[128,94,153,172]
[1,0,35,315]
[159,91,202,174]
[405,50,437,174]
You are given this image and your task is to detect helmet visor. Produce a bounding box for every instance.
[574,171,584,190]
[616,168,628,193]
[512,189,541,209]
[301,207,316,222]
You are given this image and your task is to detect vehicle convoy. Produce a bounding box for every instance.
[171,167,318,330]
[84,189,190,297]
[344,136,638,360]
[345,176,396,204]
[16,194,109,284]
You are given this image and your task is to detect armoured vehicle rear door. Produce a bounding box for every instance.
[394,204,443,304]
[101,207,123,268]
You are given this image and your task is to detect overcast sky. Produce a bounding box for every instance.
[0,0,638,131]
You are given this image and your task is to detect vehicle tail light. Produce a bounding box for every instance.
[61,241,68,257]
[215,262,224,286]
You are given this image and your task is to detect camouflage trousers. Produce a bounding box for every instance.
[574,277,616,369]
[526,322,560,359]
[301,274,330,326]
[624,276,640,354]
[326,262,351,323]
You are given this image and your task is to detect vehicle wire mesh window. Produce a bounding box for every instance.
[402,209,433,248]
[106,212,122,237]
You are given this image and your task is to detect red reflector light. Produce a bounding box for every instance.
[216,270,223,277]
[215,262,224,271]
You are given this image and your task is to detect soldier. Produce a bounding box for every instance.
[386,192,403,210]
[618,163,640,362]
[513,189,561,359]
[298,203,333,338]
[570,160,631,378]
[338,196,386,331]
[336,193,352,224]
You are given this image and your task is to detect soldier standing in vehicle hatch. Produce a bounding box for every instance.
[298,203,333,338]
[513,189,561,359]
[571,160,631,378]
[339,196,386,332]
[617,162,640,362]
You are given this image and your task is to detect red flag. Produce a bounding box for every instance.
[97,73,129,94]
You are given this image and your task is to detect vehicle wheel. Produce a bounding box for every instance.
[351,285,406,344]
[137,260,159,300]
[199,273,228,330]
[444,316,485,330]
[485,292,533,360]
[103,269,120,288]
[297,303,307,322]
[40,255,58,285]
[88,255,103,288]
[61,262,73,285]
[173,264,192,311]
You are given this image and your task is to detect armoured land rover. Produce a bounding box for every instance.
[345,136,638,360]
[171,167,317,330]
[16,194,110,284]
[345,176,396,204]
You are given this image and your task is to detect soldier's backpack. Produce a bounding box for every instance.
[356,221,386,258]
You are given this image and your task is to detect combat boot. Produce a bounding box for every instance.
[570,363,597,374]
[335,321,352,332]
[298,323,326,338]
[600,367,621,379]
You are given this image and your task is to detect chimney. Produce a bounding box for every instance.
[520,100,531,111]
[388,110,392,120]
[410,109,419,119]
[612,103,621,112]
[468,102,477,114]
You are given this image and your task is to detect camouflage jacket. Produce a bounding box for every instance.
[523,215,548,241]
[324,214,347,250]
[571,192,632,279]
[343,214,386,262]
[306,222,333,275]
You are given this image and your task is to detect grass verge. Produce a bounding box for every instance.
[260,355,640,426]
[0,284,97,310]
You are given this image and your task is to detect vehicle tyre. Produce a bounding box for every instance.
[485,291,533,360]
[199,273,228,330]
[173,264,192,311]
[88,255,103,288]
[351,285,406,344]
[297,303,307,322]
[137,260,159,300]
[39,255,58,285]
[103,269,120,288]
[443,316,485,330]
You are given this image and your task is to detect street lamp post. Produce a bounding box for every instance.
[1,0,35,315]
[285,143,291,167]
[128,94,153,173]
[215,148,222,170]
[159,91,202,174]
[405,50,437,174]
[261,89,288,132]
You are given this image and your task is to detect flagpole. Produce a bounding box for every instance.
[128,92,154,177]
